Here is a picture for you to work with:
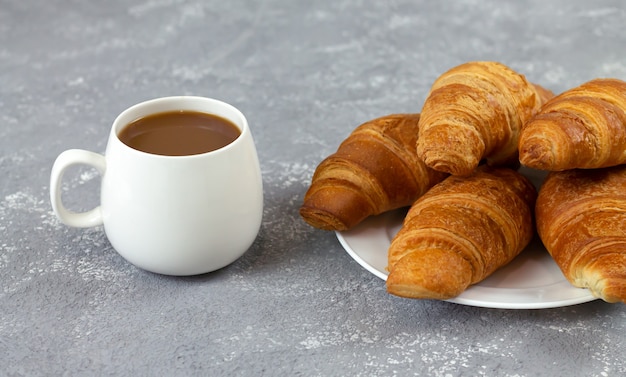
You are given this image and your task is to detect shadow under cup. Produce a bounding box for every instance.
[97,97,263,275]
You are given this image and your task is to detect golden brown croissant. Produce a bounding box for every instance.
[416,61,553,176]
[300,114,447,231]
[386,166,537,299]
[536,166,626,303]
[519,78,626,171]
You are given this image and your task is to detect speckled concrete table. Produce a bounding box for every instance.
[2,0,626,376]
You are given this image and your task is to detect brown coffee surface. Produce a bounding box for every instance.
[119,111,241,156]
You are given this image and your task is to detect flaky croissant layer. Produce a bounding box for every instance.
[417,61,553,176]
[300,114,447,231]
[536,166,626,303]
[519,78,626,171]
[386,166,537,300]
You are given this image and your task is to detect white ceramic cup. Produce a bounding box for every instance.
[50,96,263,275]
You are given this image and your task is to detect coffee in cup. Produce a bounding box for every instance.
[50,96,263,275]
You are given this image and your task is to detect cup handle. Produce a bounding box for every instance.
[50,149,107,228]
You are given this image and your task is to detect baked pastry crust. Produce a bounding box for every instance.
[300,114,447,231]
[536,166,626,303]
[386,166,537,299]
[417,61,552,176]
[519,78,626,171]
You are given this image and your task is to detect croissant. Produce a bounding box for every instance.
[300,114,447,231]
[386,166,537,300]
[416,61,553,176]
[519,78,626,171]
[536,166,626,303]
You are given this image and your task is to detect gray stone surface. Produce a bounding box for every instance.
[2,0,626,375]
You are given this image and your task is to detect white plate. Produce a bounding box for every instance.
[336,208,597,309]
